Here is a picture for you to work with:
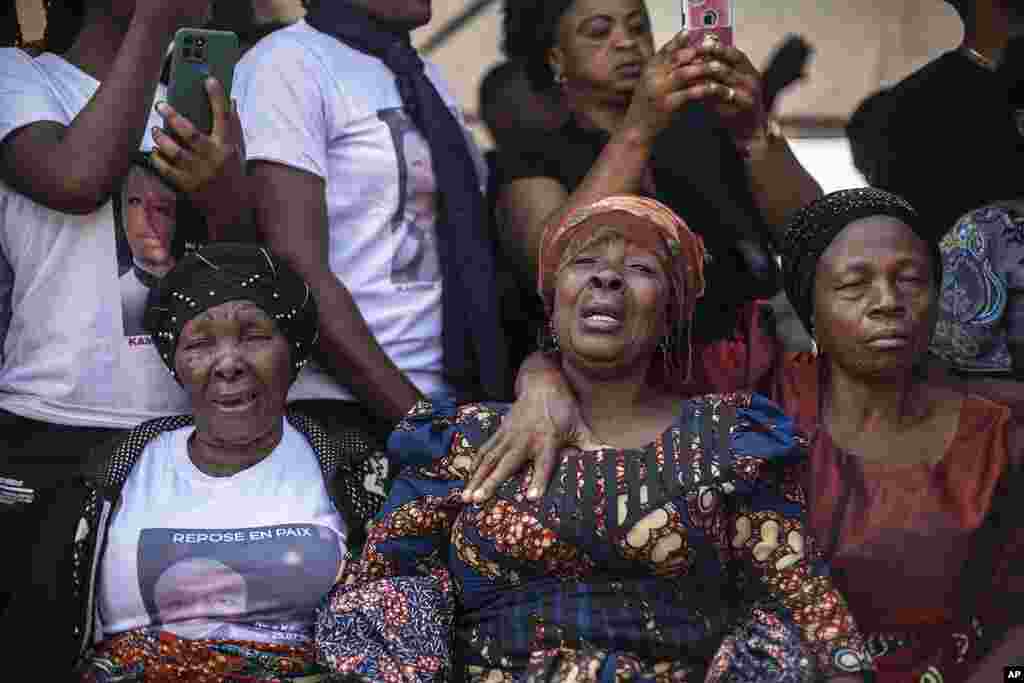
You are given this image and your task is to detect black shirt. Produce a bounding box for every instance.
[864,50,1024,242]
[497,107,780,344]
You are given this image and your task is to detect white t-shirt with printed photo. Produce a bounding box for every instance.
[0,49,189,428]
[234,21,487,403]
[98,421,347,645]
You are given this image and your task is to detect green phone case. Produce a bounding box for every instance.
[167,29,240,136]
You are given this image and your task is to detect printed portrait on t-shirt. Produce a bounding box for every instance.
[137,524,344,643]
[377,108,442,288]
[113,160,180,337]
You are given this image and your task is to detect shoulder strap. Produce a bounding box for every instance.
[94,415,195,494]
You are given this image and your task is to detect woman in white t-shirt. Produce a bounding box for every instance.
[3,243,389,680]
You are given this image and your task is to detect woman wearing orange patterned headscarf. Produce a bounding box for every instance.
[316,195,872,682]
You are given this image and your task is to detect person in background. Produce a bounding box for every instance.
[844,88,890,187]
[848,0,1024,241]
[479,58,568,382]
[208,0,307,53]
[317,196,872,683]
[233,0,509,467]
[464,188,1024,681]
[0,0,244,618]
[495,0,822,397]
[931,201,1024,378]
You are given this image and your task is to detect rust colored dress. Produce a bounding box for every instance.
[768,353,1024,681]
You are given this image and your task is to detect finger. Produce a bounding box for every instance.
[472,439,534,503]
[147,149,190,190]
[151,126,188,167]
[205,77,231,142]
[650,29,689,66]
[694,43,748,67]
[525,439,561,500]
[156,101,202,151]
[463,433,507,499]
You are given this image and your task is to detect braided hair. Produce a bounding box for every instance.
[502,0,575,91]
[43,0,88,54]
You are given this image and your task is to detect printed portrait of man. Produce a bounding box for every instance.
[118,161,179,336]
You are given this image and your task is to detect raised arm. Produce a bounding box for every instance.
[250,163,421,424]
[0,2,210,214]
[235,40,421,425]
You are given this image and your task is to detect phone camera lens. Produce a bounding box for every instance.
[195,38,206,48]
[703,10,718,26]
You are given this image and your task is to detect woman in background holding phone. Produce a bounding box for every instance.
[496,0,821,393]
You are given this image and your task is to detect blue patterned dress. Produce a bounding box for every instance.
[316,394,871,682]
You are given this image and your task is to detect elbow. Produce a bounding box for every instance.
[48,177,114,215]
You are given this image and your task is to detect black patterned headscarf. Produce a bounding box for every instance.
[144,243,319,383]
[781,188,942,338]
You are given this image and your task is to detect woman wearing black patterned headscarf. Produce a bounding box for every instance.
[9,243,392,680]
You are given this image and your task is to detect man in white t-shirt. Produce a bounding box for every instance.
[234,0,507,448]
[0,0,231,613]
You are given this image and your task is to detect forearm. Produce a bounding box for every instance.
[311,274,423,425]
[42,16,175,210]
[524,127,654,277]
[744,130,823,244]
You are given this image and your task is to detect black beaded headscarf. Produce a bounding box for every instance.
[144,243,319,383]
[781,188,942,339]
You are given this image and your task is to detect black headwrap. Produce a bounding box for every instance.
[144,243,319,383]
[781,188,942,338]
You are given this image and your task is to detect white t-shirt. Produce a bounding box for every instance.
[234,21,486,403]
[99,421,347,645]
[0,49,188,428]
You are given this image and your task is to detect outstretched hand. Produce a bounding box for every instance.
[462,365,589,503]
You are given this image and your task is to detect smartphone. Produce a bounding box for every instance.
[682,0,735,49]
[167,28,240,136]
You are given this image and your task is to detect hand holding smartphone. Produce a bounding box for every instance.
[682,0,735,50]
[167,28,240,137]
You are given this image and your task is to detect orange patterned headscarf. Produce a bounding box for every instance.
[538,195,707,384]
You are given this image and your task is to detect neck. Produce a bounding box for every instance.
[963,2,1012,66]
[568,91,630,134]
[188,420,284,477]
[563,356,660,438]
[252,0,307,25]
[824,361,922,434]
[135,258,173,279]
[62,10,129,81]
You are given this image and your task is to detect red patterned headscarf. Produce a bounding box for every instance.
[538,196,707,384]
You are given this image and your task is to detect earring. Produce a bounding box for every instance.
[539,322,560,353]
[810,336,818,357]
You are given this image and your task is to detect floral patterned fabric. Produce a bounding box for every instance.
[316,395,872,682]
[78,629,340,682]
[932,203,1024,374]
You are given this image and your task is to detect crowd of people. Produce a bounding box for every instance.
[0,0,1022,681]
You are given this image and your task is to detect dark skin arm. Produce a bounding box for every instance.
[249,161,421,425]
[0,4,205,215]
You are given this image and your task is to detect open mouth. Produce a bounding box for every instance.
[212,391,259,411]
[581,302,624,331]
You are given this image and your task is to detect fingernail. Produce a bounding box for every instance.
[472,491,485,503]
[527,488,540,499]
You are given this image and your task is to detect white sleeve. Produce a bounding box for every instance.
[0,49,68,143]
[233,37,338,179]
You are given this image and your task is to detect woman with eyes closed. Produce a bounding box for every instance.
[4,243,388,681]
[496,0,823,390]
[467,189,1024,681]
[315,196,872,683]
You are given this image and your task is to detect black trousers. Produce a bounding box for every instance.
[0,410,125,615]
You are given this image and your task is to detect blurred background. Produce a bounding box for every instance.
[14,0,965,192]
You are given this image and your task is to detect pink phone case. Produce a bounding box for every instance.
[683,0,734,49]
